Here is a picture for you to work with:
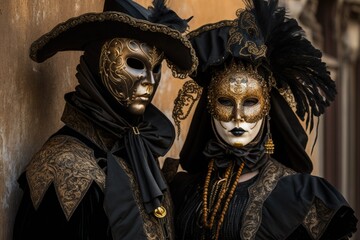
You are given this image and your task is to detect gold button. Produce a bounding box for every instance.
[154,206,167,218]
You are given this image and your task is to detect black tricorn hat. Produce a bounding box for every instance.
[29,0,198,78]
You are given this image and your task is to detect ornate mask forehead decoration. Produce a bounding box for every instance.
[99,38,164,110]
[208,61,270,123]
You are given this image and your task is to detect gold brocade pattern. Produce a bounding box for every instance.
[61,104,116,151]
[278,86,297,110]
[240,160,296,239]
[303,197,334,239]
[30,12,197,79]
[227,11,267,60]
[116,157,174,240]
[26,135,106,221]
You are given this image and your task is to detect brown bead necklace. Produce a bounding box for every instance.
[202,159,245,240]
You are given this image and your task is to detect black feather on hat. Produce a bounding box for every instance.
[30,0,198,78]
[174,0,336,173]
[245,0,336,131]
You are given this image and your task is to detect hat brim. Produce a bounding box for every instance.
[30,11,197,78]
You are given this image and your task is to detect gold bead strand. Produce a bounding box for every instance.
[214,162,245,240]
[208,162,233,228]
[203,159,214,228]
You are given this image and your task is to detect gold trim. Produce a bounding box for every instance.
[187,20,236,39]
[26,135,106,221]
[303,197,334,239]
[240,160,296,239]
[278,86,297,110]
[30,11,198,78]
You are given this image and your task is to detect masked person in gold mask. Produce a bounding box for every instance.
[13,0,197,239]
[169,0,357,239]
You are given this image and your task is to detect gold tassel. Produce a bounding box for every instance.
[265,115,275,154]
[265,137,275,154]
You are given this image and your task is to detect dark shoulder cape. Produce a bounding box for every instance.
[13,104,175,240]
[13,130,111,240]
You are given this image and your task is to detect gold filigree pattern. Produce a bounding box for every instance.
[227,10,267,60]
[30,12,197,78]
[278,87,297,110]
[61,104,116,151]
[116,157,174,240]
[172,80,203,138]
[303,197,334,239]
[240,160,296,239]
[99,38,164,107]
[26,135,106,221]
[240,41,267,59]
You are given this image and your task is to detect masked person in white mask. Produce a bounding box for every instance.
[169,0,357,239]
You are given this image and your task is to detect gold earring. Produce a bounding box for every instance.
[264,115,275,154]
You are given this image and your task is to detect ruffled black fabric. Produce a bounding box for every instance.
[203,138,268,171]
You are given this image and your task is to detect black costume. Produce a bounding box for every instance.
[13,0,197,239]
[173,160,356,240]
[169,0,358,239]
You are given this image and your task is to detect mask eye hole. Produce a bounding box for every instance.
[153,64,162,74]
[244,98,258,106]
[127,58,145,70]
[218,97,234,107]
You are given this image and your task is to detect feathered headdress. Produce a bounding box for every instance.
[244,0,336,130]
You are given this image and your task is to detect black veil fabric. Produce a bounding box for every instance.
[269,90,312,173]
[179,90,212,173]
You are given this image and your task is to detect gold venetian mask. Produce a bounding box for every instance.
[99,38,164,115]
[208,62,270,123]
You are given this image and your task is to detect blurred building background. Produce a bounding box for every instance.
[0,0,359,239]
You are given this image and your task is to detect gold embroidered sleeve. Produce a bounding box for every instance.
[303,197,334,239]
[26,135,106,220]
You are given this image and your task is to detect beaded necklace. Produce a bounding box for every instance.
[202,159,245,240]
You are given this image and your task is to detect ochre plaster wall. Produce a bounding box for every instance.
[0,1,245,239]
